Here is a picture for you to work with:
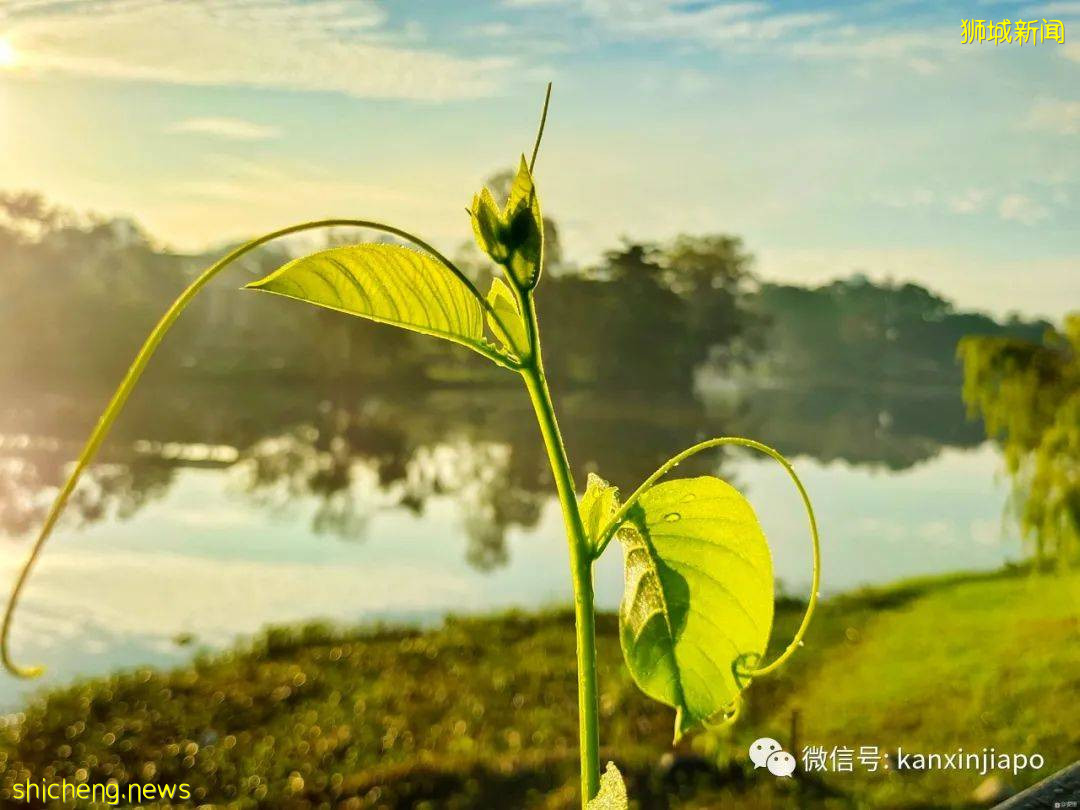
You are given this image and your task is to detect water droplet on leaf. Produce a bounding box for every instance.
[664,512,681,522]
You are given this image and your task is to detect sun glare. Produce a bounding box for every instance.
[0,38,18,69]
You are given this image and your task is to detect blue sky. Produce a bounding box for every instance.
[0,0,1077,318]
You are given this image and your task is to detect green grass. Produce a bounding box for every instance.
[0,567,1076,808]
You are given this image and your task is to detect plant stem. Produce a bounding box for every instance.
[518,294,601,806]
[1,217,510,678]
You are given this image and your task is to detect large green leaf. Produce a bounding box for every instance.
[616,476,774,741]
[587,762,628,810]
[246,243,494,357]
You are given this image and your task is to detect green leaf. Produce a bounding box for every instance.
[587,762,628,810]
[470,188,507,263]
[487,277,528,355]
[468,156,544,291]
[616,476,774,742]
[503,156,543,289]
[246,243,496,359]
[580,473,619,551]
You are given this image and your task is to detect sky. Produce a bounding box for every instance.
[0,0,1077,319]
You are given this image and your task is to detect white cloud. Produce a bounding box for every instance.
[604,2,829,44]
[506,0,830,44]
[514,0,952,74]
[472,22,515,37]
[949,189,989,214]
[672,68,713,94]
[906,57,938,76]
[1025,98,1080,134]
[873,187,935,209]
[998,193,1050,224]
[1063,42,1080,62]
[1020,2,1080,14]
[505,0,956,76]
[172,154,418,205]
[5,0,508,100]
[168,117,281,141]
[789,30,951,74]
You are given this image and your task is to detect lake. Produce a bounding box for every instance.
[0,376,1021,708]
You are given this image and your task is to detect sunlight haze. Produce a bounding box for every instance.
[0,0,1076,319]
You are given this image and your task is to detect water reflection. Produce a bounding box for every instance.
[236,415,545,571]
[0,447,176,538]
[0,374,984,571]
[728,381,984,470]
[0,376,1023,712]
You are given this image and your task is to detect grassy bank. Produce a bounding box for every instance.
[0,568,1077,808]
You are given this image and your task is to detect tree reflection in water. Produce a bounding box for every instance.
[0,378,985,572]
[233,405,544,570]
[0,444,176,538]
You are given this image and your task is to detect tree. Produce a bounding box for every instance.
[539,241,695,389]
[662,234,763,368]
[958,314,1079,567]
[754,277,1048,386]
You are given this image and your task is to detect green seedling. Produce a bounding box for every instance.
[2,85,820,808]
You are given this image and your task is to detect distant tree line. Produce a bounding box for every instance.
[751,276,1049,388]
[0,191,1048,394]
